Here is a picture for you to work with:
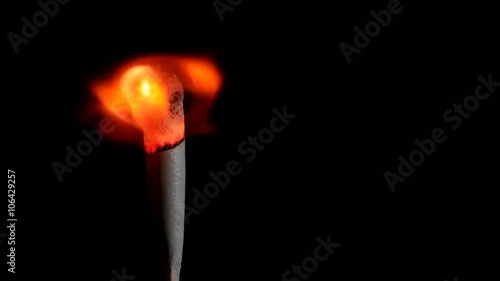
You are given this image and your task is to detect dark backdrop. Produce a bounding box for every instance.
[3,0,499,281]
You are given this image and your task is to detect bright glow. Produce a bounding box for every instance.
[141,81,151,96]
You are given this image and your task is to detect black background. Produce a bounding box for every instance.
[3,0,499,281]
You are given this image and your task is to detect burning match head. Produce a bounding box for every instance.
[120,65,185,153]
[90,55,223,153]
[94,65,185,153]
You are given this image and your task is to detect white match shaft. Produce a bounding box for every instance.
[147,141,186,281]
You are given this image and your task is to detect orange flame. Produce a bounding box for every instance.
[90,55,223,153]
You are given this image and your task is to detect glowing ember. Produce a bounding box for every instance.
[90,55,223,153]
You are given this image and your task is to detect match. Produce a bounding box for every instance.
[123,66,187,281]
[91,55,222,281]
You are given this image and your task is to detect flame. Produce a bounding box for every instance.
[90,55,223,153]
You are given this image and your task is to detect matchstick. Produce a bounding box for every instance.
[91,56,223,281]
[140,71,186,281]
[112,65,187,281]
[146,140,185,281]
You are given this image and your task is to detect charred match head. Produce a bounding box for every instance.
[111,65,186,153]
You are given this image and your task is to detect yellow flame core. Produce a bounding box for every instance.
[141,81,151,96]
